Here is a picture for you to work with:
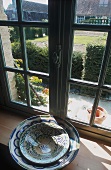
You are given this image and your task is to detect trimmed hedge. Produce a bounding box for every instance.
[12,42,84,78]
[12,41,49,73]
[71,51,84,79]
[84,44,111,85]
[84,44,105,82]
[9,27,47,43]
[83,44,111,98]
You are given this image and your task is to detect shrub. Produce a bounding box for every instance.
[15,73,48,106]
[71,51,84,79]
[12,41,49,73]
[9,27,19,42]
[83,44,111,98]
[84,44,105,82]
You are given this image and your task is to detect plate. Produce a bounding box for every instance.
[19,122,69,164]
[9,115,80,170]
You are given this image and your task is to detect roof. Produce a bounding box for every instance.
[7,0,48,13]
[76,0,111,16]
[6,0,111,17]
[22,1,48,13]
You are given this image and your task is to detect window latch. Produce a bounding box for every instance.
[53,45,62,68]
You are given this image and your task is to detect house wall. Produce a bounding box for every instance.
[0,0,17,101]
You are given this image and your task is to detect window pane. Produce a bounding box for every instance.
[67,84,96,124]
[104,55,111,85]
[29,75,49,112]
[0,26,24,69]
[71,31,107,82]
[25,27,49,73]
[2,0,18,21]
[94,90,111,129]
[6,71,27,105]
[75,0,110,25]
[22,0,48,22]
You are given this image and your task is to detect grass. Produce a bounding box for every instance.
[74,35,107,46]
[30,36,48,42]
[29,34,106,47]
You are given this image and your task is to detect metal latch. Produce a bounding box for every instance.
[53,45,62,68]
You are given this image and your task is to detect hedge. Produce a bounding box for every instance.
[71,51,84,79]
[12,42,84,78]
[84,44,105,82]
[12,41,49,73]
[83,44,111,98]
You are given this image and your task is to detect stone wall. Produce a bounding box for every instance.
[0,0,17,101]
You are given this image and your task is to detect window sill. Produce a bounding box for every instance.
[0,108,111,170]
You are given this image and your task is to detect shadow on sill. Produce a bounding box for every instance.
[0,143,24,170]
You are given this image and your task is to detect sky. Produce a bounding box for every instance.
[3,0,48,9]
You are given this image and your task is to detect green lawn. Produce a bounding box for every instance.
[31,35,106,45]
[30,36,48,42]
[28,34,107,46]
[74,35,107,46]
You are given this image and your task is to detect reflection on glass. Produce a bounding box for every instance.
[6,71,27,105]
[22,0,48,22]
[96,90,111,129]
[71,31,107,82]
[67,84,96,124]
[0,26,24,69]
[29,75,49,112]
[2,0,18,21]
[75,0,110,25]
[25,27,49,73]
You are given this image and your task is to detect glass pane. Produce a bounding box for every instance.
[93,90,111,129]
[67,84,96,124]
[22,0,48,22]
[25,27,49,73]
[6,71,27,105]
[71,30,107,82]
[29,75,49,112]
[104,55,111,85]
[2,0,18,21]
[0,26,24,69]
[0,26,23,69]
[75,0,110,25]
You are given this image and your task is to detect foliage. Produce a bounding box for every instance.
[15,73,26,102]
[9,26,46,42]
[83,44,111,98]
[15,73,48,106]
[12,41,49,73]
[84,44,105,82]
[71,51,84,79]
[9,27,19,42]
[12,42,22,59]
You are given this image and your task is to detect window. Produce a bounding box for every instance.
[77,16,85,23]
[0,0,111,143]
[99,0,108,7]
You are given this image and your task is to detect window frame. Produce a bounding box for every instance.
[0,0,50,115]
[0,0,111,143]
[56,0,111,142]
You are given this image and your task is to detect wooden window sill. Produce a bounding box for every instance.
[0,108,111,170]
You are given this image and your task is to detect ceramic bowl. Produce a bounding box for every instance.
[19,122,69,164]
[9,115,80,170]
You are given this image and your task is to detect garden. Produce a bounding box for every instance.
[10,27,111,108]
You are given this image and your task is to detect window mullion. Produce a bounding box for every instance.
[58,0,74,118]
[48,0,62,116]
[16,0,31,107]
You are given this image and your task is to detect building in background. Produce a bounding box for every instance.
[5,0,111,23]
[5,0,48,21]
